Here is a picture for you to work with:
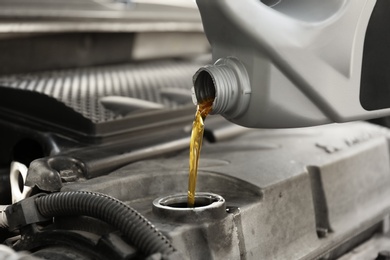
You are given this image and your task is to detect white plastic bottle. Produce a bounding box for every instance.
[192,0,390,128]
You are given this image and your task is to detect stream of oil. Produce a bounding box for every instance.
[188,99,214,207]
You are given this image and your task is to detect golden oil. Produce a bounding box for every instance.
[187,99,213,207]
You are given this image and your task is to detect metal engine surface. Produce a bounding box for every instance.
[61,121,390,259]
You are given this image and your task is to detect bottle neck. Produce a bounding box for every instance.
[192,57,251,118]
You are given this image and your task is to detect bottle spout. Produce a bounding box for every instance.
[192,57,251,118]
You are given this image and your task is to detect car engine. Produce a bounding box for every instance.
[1,1,390,259]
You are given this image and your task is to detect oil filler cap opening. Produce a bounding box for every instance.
[152,192,226,223]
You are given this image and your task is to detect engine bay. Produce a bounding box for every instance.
[1,1,390,259]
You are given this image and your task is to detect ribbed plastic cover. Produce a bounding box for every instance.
[0,60,201,123]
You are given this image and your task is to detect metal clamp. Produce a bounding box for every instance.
[10,161,32,204]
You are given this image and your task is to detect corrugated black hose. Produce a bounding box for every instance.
[34,191,176,258]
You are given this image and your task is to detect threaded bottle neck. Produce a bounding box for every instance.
[192,57,251,118]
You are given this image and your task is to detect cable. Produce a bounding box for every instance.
[35,191,176,258]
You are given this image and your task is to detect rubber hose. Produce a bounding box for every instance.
[35,191,175,257]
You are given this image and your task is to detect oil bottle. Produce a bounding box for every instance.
[193,0,390,128]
